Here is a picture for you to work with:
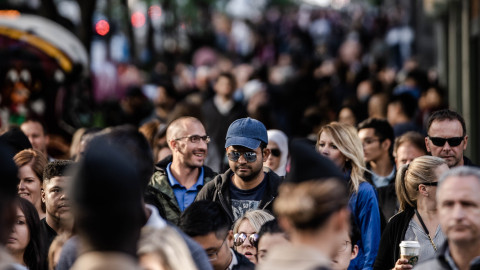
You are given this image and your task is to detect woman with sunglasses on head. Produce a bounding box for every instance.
[6,197,46,270]
[14,149,48,220]
[264,130,289,177]
[316,122,382,270]
[232,209,275,264]
[374,155,448,270]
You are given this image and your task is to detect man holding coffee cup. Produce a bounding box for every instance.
[416,166,480,270]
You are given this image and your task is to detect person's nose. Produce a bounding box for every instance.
[60,193,68,200]
[442,141,452,151]
[18,181,25,190]
[237,154,248,164]
[452,203,466,220]
[241,238,252,247]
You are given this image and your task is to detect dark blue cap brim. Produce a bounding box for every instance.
[225,137,261,150]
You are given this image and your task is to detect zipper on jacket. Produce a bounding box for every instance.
[262,196,275,210]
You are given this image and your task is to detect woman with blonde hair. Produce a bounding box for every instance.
[138,226,198,270]
[14,149,48,219]
[232,210,275,264]
[316,122,381,269]
[374,156,448,270]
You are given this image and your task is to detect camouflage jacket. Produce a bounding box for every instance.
[148,155,217,225]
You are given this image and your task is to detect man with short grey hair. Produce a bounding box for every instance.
[416,166,480,270]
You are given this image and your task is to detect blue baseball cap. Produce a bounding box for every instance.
[225,118,268,150]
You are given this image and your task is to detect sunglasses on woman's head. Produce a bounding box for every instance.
[233,233,259,247]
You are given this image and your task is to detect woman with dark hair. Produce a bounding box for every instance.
[6,197,46,270]
[14,149,48,219]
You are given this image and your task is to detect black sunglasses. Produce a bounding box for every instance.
[227,152,257,163]
[269,148,281,157]
[233,233,259,247]
[428,136,464,147]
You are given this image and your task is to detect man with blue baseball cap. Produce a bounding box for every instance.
[196,117,281,222]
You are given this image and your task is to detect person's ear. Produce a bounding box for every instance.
[350,244,359,260]
[382,139,391,151]
[425,137,431,153]
[418,184,429,197]
[227,229,234,248]
[263,148,270,162]
[168,139,177,151]
[463,135,469,150]
[41,188,46,203]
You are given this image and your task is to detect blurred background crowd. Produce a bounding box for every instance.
[0,0,464,164]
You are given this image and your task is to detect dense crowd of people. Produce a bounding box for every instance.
[0,105,480,270]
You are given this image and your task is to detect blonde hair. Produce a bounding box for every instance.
[138,227,197,270]
[233,210,275,234]
[395,155,446,211]
[317,122,366,194]
[274,179,349,230]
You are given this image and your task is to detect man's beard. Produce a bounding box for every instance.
[234,164,261,182]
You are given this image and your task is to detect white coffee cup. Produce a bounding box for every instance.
[399,241,420,266]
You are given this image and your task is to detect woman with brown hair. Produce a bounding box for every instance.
[374,155,448,269]
[14,149,48,219]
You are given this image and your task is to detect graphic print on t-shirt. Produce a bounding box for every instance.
[231,199,260,221]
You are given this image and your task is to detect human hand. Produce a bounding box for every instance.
[393,259,413,269]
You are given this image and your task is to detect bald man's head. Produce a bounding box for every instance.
[166,117,204,149]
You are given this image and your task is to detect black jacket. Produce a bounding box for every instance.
[464,156,479,167]
[373,207,415,270]
[232,249,255,270]
[196,167,281,222]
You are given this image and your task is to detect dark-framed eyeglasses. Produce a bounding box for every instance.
[205,237,227,261]
[227,151,257,163]
[428,136,464,147]
[175,135,210,144]
[233,233,258,247]
[269,148,281,157]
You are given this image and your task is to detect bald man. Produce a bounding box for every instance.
[149,116,217,224]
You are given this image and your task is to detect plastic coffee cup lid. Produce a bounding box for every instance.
[399,241,420,248]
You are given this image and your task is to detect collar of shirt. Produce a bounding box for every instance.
[371,165,396,188]
[227,248,238,270]
[445,245,459,270]
[445,245,480,270]
[166,162,205,190]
